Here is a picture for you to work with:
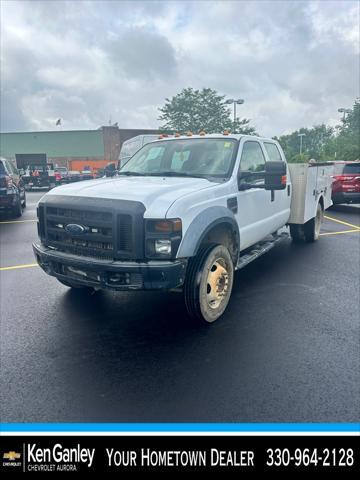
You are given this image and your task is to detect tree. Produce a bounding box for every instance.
[158,87,256,134]
[335,99,360,160]
[276,124,335,163]
[276,99,360,162]
[288,153,310,163]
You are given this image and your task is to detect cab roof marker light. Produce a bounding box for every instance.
[199,131,206,136]
[223,130,230,136]
[186,131,193,136]
[175,132,181,137]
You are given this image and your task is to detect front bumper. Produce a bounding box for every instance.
[33,243,187,291]
[0,193,17,208]
[25,178,54,188]
[332,192,360,204]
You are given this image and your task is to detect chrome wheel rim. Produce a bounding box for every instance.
[206,258,229,310]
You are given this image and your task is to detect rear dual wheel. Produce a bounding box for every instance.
[290,202,323,243]
[304,202,323,242]
[184,244,234,324]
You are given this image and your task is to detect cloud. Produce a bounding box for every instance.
[0,0,359,136]
[107,28,177,80]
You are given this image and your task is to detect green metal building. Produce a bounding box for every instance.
[0,126,161,168]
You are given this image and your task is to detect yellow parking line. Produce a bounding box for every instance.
[320,229,360,236]
[0,263,38,271]
[0,219,37,224]
[324,215,360,230]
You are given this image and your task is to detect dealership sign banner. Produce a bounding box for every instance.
[0,435,359,474]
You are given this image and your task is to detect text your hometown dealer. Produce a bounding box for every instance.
[28,444,95,468]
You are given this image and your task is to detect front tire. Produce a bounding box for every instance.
[21,189,26,208]
[12,195,23,218]
[184,244,234,324]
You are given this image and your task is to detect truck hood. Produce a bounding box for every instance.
[45,176,217,217]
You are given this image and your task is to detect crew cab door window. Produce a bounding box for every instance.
[264,142,283,162]
[238,141,266,185]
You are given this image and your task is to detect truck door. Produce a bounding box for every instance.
[262,140,291,229]
[235,139,290,250]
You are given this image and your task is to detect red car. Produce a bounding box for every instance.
[332,161,360,205]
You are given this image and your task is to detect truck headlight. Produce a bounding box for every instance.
[155,239,172,255]
[145,218,182,259]
[147,219,182,233]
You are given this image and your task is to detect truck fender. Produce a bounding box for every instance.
[177,206,240,260]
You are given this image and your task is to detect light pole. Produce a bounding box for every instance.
[225,98,244,132]
[298,133,306,155]
[338,107,352,121]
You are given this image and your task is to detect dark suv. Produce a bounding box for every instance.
[0,157,26,217]
[332,161,360,205]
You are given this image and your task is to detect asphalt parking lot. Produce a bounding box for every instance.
[0,191,359,423]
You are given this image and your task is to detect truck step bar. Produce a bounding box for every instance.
[236,232,289,270]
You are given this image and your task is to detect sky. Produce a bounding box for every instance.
[1,0,359,137]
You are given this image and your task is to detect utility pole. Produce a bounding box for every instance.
[225,98,245,132]
[298,133,306,155]
[338,107,352,121]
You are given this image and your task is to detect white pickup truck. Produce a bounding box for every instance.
[33,134,333,323]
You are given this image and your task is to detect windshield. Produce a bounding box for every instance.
[334,163,360,174]
[120,138,238,179]
[343,163,360,174]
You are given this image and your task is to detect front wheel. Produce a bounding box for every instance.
[21,189,26,208]
[12,195,23,218]
[184,244,234,324]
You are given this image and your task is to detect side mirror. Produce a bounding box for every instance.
[264,161,287,190]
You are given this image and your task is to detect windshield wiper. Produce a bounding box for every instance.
[118,170,207,178]
[117,171,146,176]
[147,171,205,178]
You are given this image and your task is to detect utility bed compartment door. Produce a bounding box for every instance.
[288,163,334,224]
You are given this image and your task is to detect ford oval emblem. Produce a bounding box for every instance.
[64,223,87,235]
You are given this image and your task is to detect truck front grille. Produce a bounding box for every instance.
[118,214,132,252]
[45,206,116,259]
[38,196,145,260]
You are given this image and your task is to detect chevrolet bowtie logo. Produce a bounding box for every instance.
[3,451,21,461]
